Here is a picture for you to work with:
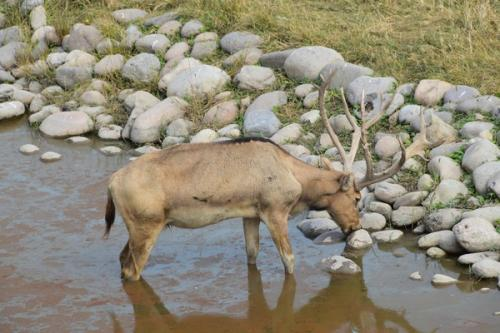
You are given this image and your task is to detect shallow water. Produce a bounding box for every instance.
[0,118,498,333]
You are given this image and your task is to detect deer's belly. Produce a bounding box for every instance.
[167,204,258,229]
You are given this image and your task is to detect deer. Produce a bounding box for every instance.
[104,72,430,281]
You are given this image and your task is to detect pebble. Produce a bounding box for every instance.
[19,144,39,154]
[409,271,422,281]
[40,151,61,162]
[66,136,90,144]
[100,146,122,155]
[431,274,458,285]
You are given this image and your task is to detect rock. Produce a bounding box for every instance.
[374,135,401,160]
[360,212,386,231]
[424,208,463,232]
[244,109,281,137]
[414,79,453,106]
[190,129,218,143]
[398,104,421,124]
[367,201,392,221]
[39,111,93,138]
[46,52,68,69]
[181,19,203,37]
[112,8,147,24]
[458,252,500,265]
[347,229,373,249]
[94,54,125,76]
[122,53,160,83]
[135,34,170,54]
[320,255,361,274]
[460,121,494,140]
[313,229,345,244]
[488,172,500,198]
[165,42,189,61]
[443,85,480,104]
[453,218,500,252]
[40,151,61,162]
[0,101,25,120]
[0,14,5,29]
[20,0,44,14]
[268,123,302,145]
[166,118,193,137]
[100,146,122,155]
[29,94,47,113]
[223,47,262,67]
[427,115,458,147]
[31,26,59,45]
[409,271,422,280]
[66,136,90,144]
[162,136,185,147]
[98,125,122,140]
[427,247,446,258]
[217,124,240,139]
[424,179,468,206]
[95,38,117,55]
[0,42,27,69]
[121,24,142,49]
[41,85,63,98]
[461,139,499,172]
[393,191,428,210]
[303,91,319,108]
[472,259,500,279]
[55,64,92,89]
[77,106,105,119]
[234,65,275,90]
[417,174,434,192]
[130,97,187,143]
[371,230,403,243]
[144,11,178,27]
[456,95,500,114]
[329,114,353,133]
[0,26,22,46]
[300,109,320,124]
[374,182,407,204]
[220,31,262,54]
[472,161,500,194]
[431,274,458,285]
[63,23,103,52]
[166,64,230,99]
[429,142,465,159]
[282,144,310,158]
[391,206,426,227]
[294,84,315,98]
[246,90,287,113]
[19,144,39,154]
[80,90,106,106]
[158,57,202,89]
[158,20,182,36]
[346,76,397,106]
[428,156,462,181]
[284,46,343,81]
[134,145,160,155]
[297,218,338,239]
[259,49,295,69]
[202,100,238,126]
[418,230,452,248]
[30,5,46,30]
[435,230,464,254]
[320,61,373,90]
[124,91,160,112]
[0,68,15,82]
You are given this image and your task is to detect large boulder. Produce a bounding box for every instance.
[166,64,230,99]
[471,259,500,279]
[459,121,494,139]
[39,111,94,137]
[452,217,500,252]
[63,23,103,52]
[122,53,161,83]
[284,46,343,81]
[130,97,188,143]
[220,31,262,54]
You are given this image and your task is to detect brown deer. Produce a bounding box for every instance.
[104,73,429,281]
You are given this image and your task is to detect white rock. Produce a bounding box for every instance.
[98,125,122,140]
[100,146,122,155]
[166,64,230,99]
[300,109,320,124]
[19,144,39,154]
[270,123,302,145]
[94,54,125,76]
[409,271,422,280]
[40,151,61,162]
[190,129,218,143]
[458,252,500,265]
[472,161,500,194]
[423,179,468,206]
[431,274,458,285]
[414,79,453,106]
[347,229,373,249]
[284,46,343,81]
[39,111,94,138]
[428,156,462,181]
[66,136,90,144]
[294,84,315,98]
[391,207,426,227]
[427,247,446,258]
[453,218,500,252]
[320,255,361,274]
[471,259,500,278]
[220,31,262,54]
[360,212,386,231]
[374,182,407,204]
[0,101,25,120]
[371,229,403,243]
[165,42,190,61]
[234,65,275,90]
[181,19,203,37]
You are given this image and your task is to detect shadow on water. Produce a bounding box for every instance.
[112,263,419,333]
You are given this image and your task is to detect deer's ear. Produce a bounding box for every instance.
[321,157,332,170]
[339,174,353,191]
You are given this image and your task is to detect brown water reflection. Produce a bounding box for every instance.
[114,265,418,333]
[1,117,499,333]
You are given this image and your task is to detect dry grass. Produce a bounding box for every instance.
[1,0,498,94]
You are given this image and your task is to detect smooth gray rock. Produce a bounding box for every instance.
[0,26,22,46]
[40,151,61,162]
[166,64,230,99]
[30,5,46,30]
[220,31,262,54]
[462,207,500,224]
[303,91,319,108]
[246,90,287,114]
[243,109,281,137]
[135,34,170,54]
[270,123,302,145]
[46,52,68,69]
[391,206,426,227]
[39,111,93,137]
[20,0,44,15]
[144,11,178,27]
[203,100,238,126]
[471,259,500,278]
[428,155,462,181]
[234,65,275,90]
[112,8,147,24]
[122,53,161,83]
[456,95,500,114]
[367,201,392,221]
[472,161,500,194]
[166,118,193,137]
[165,41,190,61]
[297,218,338,239]
[94,54,125,76]
[371,230,403,243]
[462,139,500,172]
[460,121,494,139]
[321,256,361,274]
[181,19,203,37]
[121,24,142,49]
[360,212,386,231]
[294,84,315,98]
[313,229,345,245]
[300,109,320,124]
[29,105,61,124]
[424,208,463,232]
[0,101,25,120]
[427,247,446,258]
[98,125,122,140]
[158,57,202,90]
[100,146,122,155]
[191,40,217,59]
[284,46,343,81]
[458,251,500,265]
[320,61,373,89]
[488,172,500,198]
[19,143,39,154]
[80,90,106,107]
[158,20,182,36]
[429,142,465,159]
[431,274,458,285]
[374,135,400,160]
[55,64,92,89]
[393,191,428,210]
[409,271,422,280]
[347,229,373,249]
[162,136,185,147]
[424,179,468,206]
[63,23,103,52]
[223,47,262,67]
[190,128,218,143]
[435,230,464,254]
[374,182,407,204]
[453,218,500,252]
[0,42,26,69]
[346,76,397,106]
[443,85,479,104]
[259,49,295,69]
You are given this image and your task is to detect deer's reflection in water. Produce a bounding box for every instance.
[112,263,419,333]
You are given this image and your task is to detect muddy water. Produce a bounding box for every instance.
[0,118,498,333]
